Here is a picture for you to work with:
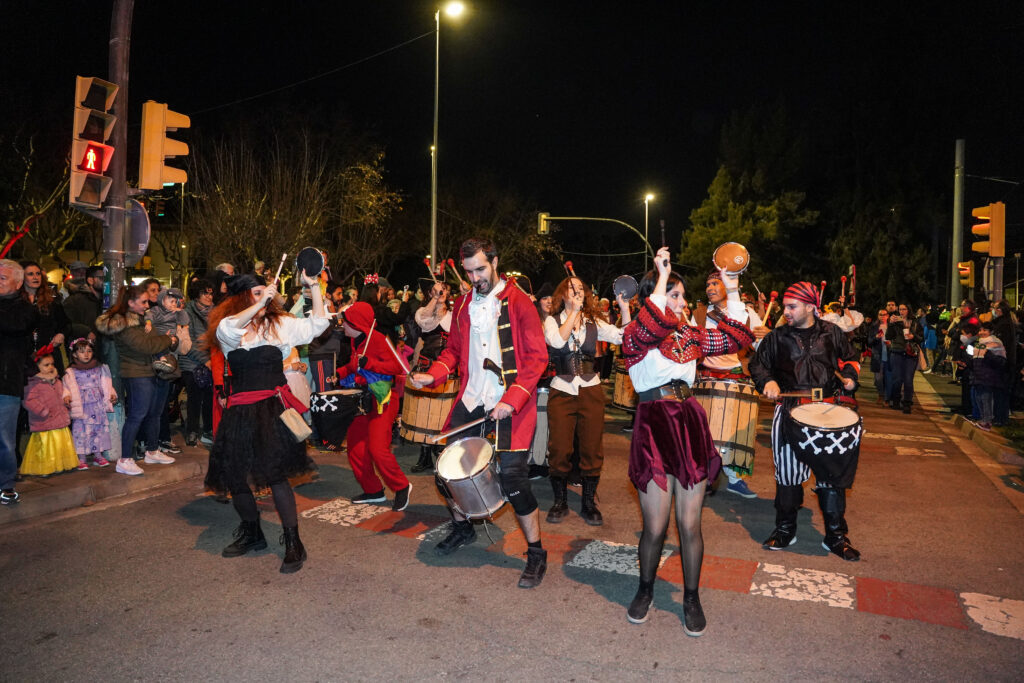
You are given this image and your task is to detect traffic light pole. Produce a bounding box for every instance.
[102,0,134,307]
[950,139,965,307]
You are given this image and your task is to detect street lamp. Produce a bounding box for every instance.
[431,1,466,269]
[643,193,655,271]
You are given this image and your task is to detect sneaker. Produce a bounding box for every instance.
[434,521,476,556]
[351,490,386,504]
[92,456,111,468]
[116,458,144,476]
[159,440,182,454]
[627,586,654,624]
[185,432,199,447]
[144,450,175,464]
[726,479,757,499]
[200,432,214,446]
[75,461,90,471]
[682,594,706,637]
[392,483,412,512]
[1,489,20,505]
[517,547,548,588]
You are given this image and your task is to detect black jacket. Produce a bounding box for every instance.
[0,292,38,398]
[749,318,860,405]
[885,316,923,355]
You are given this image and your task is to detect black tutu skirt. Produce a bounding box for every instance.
[205,397,314,493]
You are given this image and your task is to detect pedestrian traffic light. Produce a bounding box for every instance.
[971,201,1006,258]
[538,212,550,235]
[69,76,118,210]
[957,261,975,288]
[139,100,190,190]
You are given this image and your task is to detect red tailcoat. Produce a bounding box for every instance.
[425,280,547,451]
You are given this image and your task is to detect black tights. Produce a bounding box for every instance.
[637,477,706,592]
[230,482,298,528]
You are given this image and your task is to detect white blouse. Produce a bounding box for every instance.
[544,311,623,395]
[217,313,330,358]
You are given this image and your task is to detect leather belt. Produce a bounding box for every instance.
[638,380,692,404]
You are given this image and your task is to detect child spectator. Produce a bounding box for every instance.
[64,338,117,468]
[969,319,1006,431]
[20,348,78,475]
[145,287,191,453]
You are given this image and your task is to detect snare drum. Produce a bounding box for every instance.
[401,374,461,445]
[435,437,505,519]
[612,359,638,412]
[529,387,549,467]
[782,402,862,488]
[693,378,759,473]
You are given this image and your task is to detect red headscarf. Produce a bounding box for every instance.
[783,281,820,309]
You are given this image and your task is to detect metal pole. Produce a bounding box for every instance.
[103,0,134,307]
[950,139,965,307]
[643,198,649,272]
[430,10,440,270]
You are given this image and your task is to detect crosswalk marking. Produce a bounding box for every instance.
[961,593,1024,640]
[749,563,856,608]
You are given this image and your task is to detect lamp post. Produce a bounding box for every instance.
[643,193,655,271]
[431,1,465,269]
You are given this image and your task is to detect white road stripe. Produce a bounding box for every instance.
[750,563,855,609]
[301,498,386,526]
[961,593,1024,640]
[566,539,671,576]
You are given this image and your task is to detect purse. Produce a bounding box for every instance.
[917,349,929,372]
[278,405,312,442]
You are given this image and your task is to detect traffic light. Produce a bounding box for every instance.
[70,76,118,210]
[538,212,550,235]
[957,261,975,289]
[139,100,190,189]
[971,201,1006,258]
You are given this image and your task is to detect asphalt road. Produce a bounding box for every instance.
[2,372,1022,681]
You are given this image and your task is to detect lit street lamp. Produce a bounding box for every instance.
[643,193,655,271]
[431,1,466,270]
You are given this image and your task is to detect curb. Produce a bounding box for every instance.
[1,451,208,526]
[951,414,1024,467]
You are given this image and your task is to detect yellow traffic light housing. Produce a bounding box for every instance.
[537,212,550,235]
[957,261,975,288]
[971,201,1006,258]
[139,100,190,190]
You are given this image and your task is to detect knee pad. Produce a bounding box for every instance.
[498,452,537,515]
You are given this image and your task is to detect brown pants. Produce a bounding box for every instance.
[547,383,606,477]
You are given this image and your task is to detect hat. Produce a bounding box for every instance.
[535,282,555,299]
[225,274,265,295]
[342,301,375,334]
[783,282,820,308]
[68,260,88,271]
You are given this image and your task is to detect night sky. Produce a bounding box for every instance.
[6,1,1022,256]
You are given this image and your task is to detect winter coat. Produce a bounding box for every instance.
[63,279,103,339]
[970,335,1007,388]
[63,364,116,418]
[885,316,923,355]
[95,310,175,379]
[179,299,211,372]
[23,375,71,432]
[0,292,38,398]
[991,313,1017,376]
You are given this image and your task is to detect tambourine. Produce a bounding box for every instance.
[296,247,327,278]
[612,275,638,300]
[712,242,750,275]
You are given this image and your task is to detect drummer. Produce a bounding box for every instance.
[409,236,549,589]
[701,270,768,498]
[543,276,629,526]
[748,281,862,561]
[408,279,454,473]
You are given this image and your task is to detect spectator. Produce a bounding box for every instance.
[21,261,70,373]
[968,319,1006,431]
[866,309,890,404]
[19,349,78,476]
[885,303,922,413]
[215,263,235,277]
[989,299,1017,425]
[0,260,38,504]
[64,265,105,341]
[60,260,89,300]
[139,277,161,304]
[179,278,215,446]
[145,287,192,453]
[96,285,179,476]
[953,300,981,415]
[64,337,116,469]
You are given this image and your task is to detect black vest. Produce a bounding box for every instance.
[549,318,598,380]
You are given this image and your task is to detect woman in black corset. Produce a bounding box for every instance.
[202,271,328,574]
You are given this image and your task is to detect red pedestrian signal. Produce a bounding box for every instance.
[77,143,106,172]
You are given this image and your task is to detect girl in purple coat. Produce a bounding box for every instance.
[64,338,117,468]
[20,348,78,476]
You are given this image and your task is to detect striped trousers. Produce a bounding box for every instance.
[770,403,813,486]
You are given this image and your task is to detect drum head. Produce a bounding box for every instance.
[612,275,638,300]
[436,437,493,480]
[789,402,859,429]
[296,247,326,278]
[712,242,750,274]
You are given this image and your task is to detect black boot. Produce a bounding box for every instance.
[682,589,706,637]
[410,445,434,473]
[546,476,569,524]
[761,485,802,550]
[580,476,603,526]
[434,520,476,556]
[627,580,654,624]
[518,547,547,588]
[221,519,267,558]
[816,487,860,561]
[280,526,307,573]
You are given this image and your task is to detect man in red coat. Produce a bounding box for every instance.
[411,237,550,588]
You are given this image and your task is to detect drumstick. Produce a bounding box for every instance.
[751,280,763,299]
[423,258,438,283]
[383,335,411,375]
[429,416,489,444]
[840,275,847,300]
[272,252,287,287]
[660,221,666,248]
